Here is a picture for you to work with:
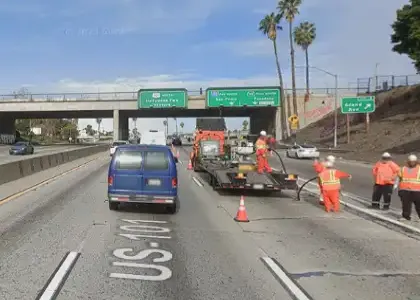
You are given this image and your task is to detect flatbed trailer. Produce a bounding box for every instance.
[200,160,298,192]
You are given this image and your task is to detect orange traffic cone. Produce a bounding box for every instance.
[234,196,249,222]
[187,159,193,170]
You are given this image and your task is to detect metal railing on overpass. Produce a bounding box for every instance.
[0,87,359,102]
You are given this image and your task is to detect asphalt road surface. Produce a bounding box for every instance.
[0,149,419,299]
[0,144,96,164]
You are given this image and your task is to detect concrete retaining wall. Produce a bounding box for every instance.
[0,145,108,185]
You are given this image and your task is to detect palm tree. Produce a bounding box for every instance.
[180,122,184,133]
[259,12,288,140]
[173,117,178,135]
[278,0,301,118]
[96,118,102,139]
[242,120,249,130]
[294,21,316,117]
[163,120,168,136]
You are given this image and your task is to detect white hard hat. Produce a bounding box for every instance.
[382,152,391,158]
[408,154,417,162]
[325,161,333,168]
[260,130,267,136]
[326,155,336,162]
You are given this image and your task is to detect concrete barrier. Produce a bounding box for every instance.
[0,145,108,185]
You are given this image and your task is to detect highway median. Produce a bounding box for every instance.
[0,145,108,185]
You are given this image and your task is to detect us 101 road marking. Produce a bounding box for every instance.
[110,219,173,281]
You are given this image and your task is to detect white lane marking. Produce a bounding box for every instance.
[262,257,311,300]
[192,176,203,187]
[298,177,420,234]
[120,225,171,233]
[119,233,172,240]
[38,251,79,300]
[113,248,172,262]
[121,219,168,224]
[110,262,172,281]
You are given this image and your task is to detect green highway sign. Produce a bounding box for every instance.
[138,89,187,108]
[341,96,375,113]
[206,87,281,107]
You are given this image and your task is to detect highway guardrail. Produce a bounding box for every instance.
[0,145,108,185]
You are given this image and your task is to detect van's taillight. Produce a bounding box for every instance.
[172,178,177,188]
[108,176,114,186]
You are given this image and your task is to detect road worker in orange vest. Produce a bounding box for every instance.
[395,154,420,221]
[371,152,400,210]
[313,155,336,206]
[318,160,351,212]
[255,130,272,174]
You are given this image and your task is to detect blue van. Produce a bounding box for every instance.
[107,144,178,213]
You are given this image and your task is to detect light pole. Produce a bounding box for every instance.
[305,66,338,148]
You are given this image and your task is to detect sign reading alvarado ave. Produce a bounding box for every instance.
[206,87,281,107]
[138,88,187,108]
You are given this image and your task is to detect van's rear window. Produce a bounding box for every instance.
[144,151,169,171]
[115,151,143,169]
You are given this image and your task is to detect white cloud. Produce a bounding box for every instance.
[2,0,227,35]
[201,0,417,86]
[50,74,281,94]
[194,39,273,57]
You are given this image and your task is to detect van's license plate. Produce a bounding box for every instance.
[148,179,161,186]
[253,184,263,189]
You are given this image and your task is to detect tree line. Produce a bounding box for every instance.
[15,119,78,141]
[391,0,420,72]
[259,0,316,140]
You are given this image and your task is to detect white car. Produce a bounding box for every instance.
[110,140,129,156]
[286,144,320,159]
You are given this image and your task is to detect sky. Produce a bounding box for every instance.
[0,0,416,133]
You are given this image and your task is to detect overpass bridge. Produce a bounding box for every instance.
[0,87,357,141]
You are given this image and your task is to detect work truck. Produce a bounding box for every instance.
[190,117,298,193]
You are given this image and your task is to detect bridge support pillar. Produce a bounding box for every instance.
[0,114,16,144]
[113,110,120,141]
[113,110,129,141]
[120,115,129,141]
[250,108,277,138]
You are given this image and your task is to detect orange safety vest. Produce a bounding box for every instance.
[318,169,341,191]
[255,138,267,150]
[373,162,398,185]
[399,166,420,191]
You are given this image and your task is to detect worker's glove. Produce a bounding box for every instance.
[348,175,352,180]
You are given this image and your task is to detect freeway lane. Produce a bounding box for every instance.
[0,149,419,299]
[0,152,290,300]
[0,144,93,164]
[182,147,420,299]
